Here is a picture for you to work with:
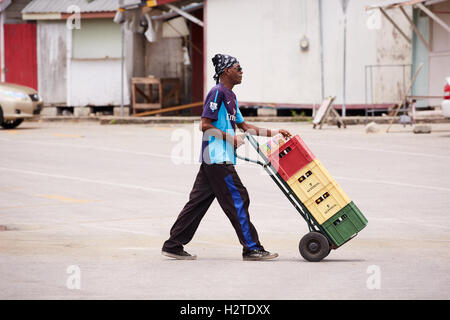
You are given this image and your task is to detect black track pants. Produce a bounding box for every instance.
[162,163,263,254]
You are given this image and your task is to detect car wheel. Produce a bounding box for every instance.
[1,119,24,129]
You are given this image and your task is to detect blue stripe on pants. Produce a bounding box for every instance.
[224,174,258,251]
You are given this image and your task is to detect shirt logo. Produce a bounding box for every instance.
[209,102,218,112]
[227,108,237,121]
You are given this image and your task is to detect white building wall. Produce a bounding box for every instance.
[322,0,378,105]
[206,0,321,105]
[206,0,412,107]
[372,5,412,104]
[70,59,127,106]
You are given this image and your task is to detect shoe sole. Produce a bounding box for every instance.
[161,251,197,260]
[243,253,279,261]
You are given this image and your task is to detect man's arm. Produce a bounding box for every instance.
[201,117,245,148]
[236,121,291,139]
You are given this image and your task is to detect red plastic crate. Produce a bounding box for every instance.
[267,135,315,181]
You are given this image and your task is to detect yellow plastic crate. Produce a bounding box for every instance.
[303,180,351,225]
[287,159,334,202]
[259,133,287,157]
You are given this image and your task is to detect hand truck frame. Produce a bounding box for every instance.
[237,133,356,262]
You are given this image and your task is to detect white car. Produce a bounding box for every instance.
[0,82,43,129]
[442,77,450,118]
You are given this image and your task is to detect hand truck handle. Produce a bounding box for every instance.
[235,133,266,167]
[245,132,260,149]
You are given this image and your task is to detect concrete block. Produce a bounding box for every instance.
[442,100,450,118]
[40,107,57,117]
[365,121,380,134]
[74,107,91,117]
[257,107,277,117]
[62,109,73,116]
[399,115,412,125]
[114,107,130,117]
[413,125,432,134]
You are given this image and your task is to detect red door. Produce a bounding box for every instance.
[4,23,37,90]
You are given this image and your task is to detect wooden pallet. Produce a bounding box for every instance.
[134,101,203,117]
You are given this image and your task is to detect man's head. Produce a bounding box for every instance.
[212,54,243,86]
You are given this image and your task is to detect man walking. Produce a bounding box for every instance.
[162,54,291,261]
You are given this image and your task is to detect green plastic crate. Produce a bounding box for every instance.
[322,201,368,247]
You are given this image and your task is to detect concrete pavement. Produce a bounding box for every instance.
[0,121,449,299]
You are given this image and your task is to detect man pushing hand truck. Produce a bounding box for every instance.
[162,53,291,261]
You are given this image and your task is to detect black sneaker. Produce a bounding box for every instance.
[243,249,278,261]
[162,250,197,260]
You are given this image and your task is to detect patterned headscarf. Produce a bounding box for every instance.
[212,54,239,84]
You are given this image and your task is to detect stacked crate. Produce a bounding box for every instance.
[260,134,368,247]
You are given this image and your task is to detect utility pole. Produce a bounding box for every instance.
[319,0,324,101]
[341,0,349,118]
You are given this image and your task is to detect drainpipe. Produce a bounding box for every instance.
[121,24,124,117]
[341,0,349,117]
[318,0,324,101]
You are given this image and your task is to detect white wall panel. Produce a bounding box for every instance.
[70,59,129,107]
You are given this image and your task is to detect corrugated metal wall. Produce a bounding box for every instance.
[22,0,118,14]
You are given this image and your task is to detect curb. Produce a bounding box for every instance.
[27,115,450,125]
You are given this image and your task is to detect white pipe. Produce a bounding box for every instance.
[166,4,204,27]
[416,2,450,33]
[120,24,124,117]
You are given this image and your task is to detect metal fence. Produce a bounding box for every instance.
[364,64,412,116]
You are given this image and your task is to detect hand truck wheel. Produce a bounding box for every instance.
[299,231,331,262]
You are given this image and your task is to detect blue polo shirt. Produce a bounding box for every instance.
[200,83,245,164]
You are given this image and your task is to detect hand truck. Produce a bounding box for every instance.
[237,133,364,262]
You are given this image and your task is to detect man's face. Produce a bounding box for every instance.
[225,64,243,85]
